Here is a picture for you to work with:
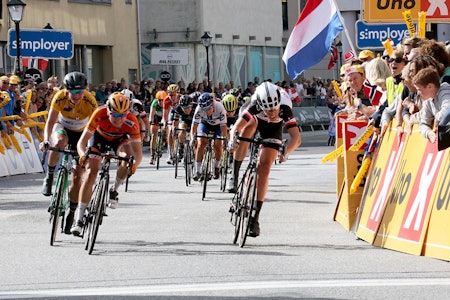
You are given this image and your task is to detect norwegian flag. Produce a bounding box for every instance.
[363,79,384,106]
[22,57,49,71]
[344,49,357,63]
[328,44,338,69]
[286,87,300,103]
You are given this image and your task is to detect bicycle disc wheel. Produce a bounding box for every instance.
[239,171,257,248]
[201,149,211,201]
[86,178,107,254]
[50,168,66,246]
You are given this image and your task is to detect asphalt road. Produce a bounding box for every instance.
[1,130,450,299]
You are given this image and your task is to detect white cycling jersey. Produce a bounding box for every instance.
[192,100,227,127]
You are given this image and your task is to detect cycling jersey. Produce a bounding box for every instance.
[192,101,227,127]
[130,98,147,119]
[150,99,163,117]
[85,106,141,142]
[163,94,181,110]
[169,104,196,126]
[50,89,98,132]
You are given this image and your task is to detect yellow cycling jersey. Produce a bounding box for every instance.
[50,89,98,132]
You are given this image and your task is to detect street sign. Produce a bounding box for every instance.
[8,29,73,59]
[151,48,188,65]
[160,71,171,82]
[356,21,410,49]
[363,0,450,23]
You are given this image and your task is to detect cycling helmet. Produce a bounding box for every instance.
[63,71,87,90]
[243,96,250,102]
[229,88,240,97]
[107,92,130,113]
[222,94,237,112]
[155,90,167,100]
[121,88,135,100]
[179,95,192,108]
[254,82,281,111]
[198,92,214,108]
[167,84,179,94]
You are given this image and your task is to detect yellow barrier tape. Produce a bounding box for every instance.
[348,125,374,151]
[24,89,32,115]
[350,157,371,194]
[332,80,342,99]
[27,111,48,119]
[321,145,344,163]
[2,135,11,148]
[9,134,21,153]
[402,10,416,37]
[382,38,394,57]
[0,115,21,121]
[0,141,4,154]
[417,11,427,38]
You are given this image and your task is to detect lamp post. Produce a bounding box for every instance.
[7,0,26,76]
[201,31,212,84]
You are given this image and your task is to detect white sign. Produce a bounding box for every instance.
[151,48,188,66]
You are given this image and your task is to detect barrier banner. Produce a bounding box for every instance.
[334,120,367,231]
[3,133,27,175]
[423,152,450,260]
[356,124,404,243]
[0,154,8,177]
[336,115,347,196]
[16,128,43,174]
[372,130,432,255]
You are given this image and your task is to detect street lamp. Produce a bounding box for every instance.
[7,0,26,76]
[201,31,212,83]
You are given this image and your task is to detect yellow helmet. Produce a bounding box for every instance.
[107,92,130,113]
[0,91,11,109]
[155,90,167,100]
[167,84,179,93]
[222,94,237,112]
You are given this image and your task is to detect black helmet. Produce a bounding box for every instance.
[63,71,87,90]
[179,95,192,107]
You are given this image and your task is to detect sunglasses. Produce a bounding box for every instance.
[389,57,404,63]
[382,55,390,60]
[110,111,126,118]
[202,105,213,111]
[69,89,84,95]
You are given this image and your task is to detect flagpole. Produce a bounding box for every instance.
[332,0,357,53]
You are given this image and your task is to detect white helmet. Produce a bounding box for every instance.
[254,82,281,111]
[121,88,135,100]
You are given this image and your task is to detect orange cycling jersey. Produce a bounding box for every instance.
[50,89,98,132]
[86,106,141,142]
[163,94,181,110]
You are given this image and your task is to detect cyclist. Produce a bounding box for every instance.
[148,90,166,164]
[221,94,239,190]
[190,92,228,181]
[40,71,97,234]
[71,92,142,235]
[162,84,182,164]
[228,81,301,237]
[169,94,196,158]
[121,88,151,143]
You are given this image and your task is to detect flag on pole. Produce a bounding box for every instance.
[344,49,357,63]
[22,57,49,71]
[328,44,338,69]
[282,0,344,80]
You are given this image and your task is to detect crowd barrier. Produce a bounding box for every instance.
[0,127,43,177]
[328,116,450,261]
[291,106,332,131]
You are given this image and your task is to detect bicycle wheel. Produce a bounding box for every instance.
[220,151,229,192]
[174,137,179,178]
[184,142,190,186]
[86,177,107,254]
[239,171,257,248]
[201,148,211,201]
[156,130,162,170]
[50,168,67,246]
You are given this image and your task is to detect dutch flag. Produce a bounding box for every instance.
[282,0,344,80]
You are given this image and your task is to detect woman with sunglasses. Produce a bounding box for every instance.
[71,92,142,235]
[40,71,98,234]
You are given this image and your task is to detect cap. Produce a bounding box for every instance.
[340,63,351,76]
[0,75,9,82]
[359,50,375,60]
[9,75,20,85]
[344,65,364,77]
